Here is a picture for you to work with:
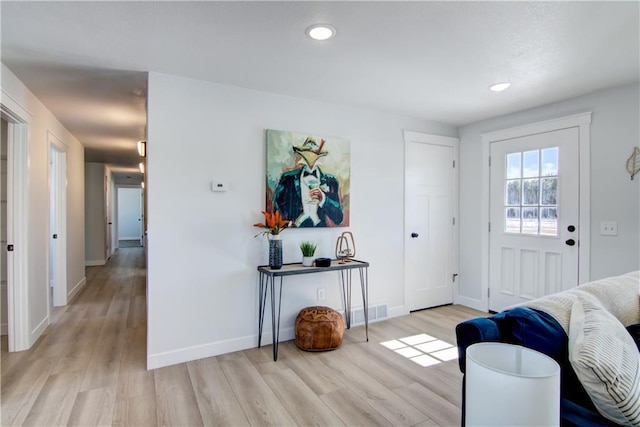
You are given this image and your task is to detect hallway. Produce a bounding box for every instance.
[1,247,149,425]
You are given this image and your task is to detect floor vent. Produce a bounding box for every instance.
[352,304,388,324]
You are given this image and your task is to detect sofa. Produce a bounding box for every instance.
[456,271,640,426]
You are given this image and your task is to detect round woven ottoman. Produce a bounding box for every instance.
[294,306,345,351]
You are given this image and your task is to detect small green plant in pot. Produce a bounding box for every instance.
[300,241,317,267]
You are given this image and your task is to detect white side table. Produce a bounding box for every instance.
[465,342,561,427]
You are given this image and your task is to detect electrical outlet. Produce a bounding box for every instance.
[317,288,325,301]
[211,181,228,192]
[600,221,618,236]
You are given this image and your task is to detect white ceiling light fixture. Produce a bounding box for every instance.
[489,82,512,92]
[306,24,336,41]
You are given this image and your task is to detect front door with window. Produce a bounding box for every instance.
[489,127,579,311]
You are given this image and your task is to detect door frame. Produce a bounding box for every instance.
[480,112,592,312]
[1,90,30,351]
[48,132,67,308]
[403,130,460,311]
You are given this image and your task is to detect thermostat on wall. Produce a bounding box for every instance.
[211,181,228,192]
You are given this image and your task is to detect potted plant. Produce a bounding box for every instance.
[254,210,290,269]
[300,241,317,267]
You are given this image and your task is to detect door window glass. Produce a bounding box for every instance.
[504,147,558,236]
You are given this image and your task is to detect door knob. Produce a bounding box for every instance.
[565,239,576,246]
[567,225,576,232]
[411,233,419,238]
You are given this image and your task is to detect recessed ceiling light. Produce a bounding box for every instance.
[306,24,336,41]
[489,82,512,92]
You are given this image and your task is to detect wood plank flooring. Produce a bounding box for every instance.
[1,247,486,426]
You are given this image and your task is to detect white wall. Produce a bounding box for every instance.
[1,63,86,345]
[457,83,640,304]
[118,187,141,240]
[65,133,86,300]
[85,162,106,265]
[146,72,457,368]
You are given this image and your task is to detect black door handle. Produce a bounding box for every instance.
[568,225,576,232]
[565,239,576,246]
[411,233,419,238]
[53,234,58,239]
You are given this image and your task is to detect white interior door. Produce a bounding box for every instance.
[104,173,111,258]
[139,187,144,247]
[2,101,31,352]
[117,187,143,242]
[404,132,459,311]
[1,119,8,336]
[49,139,67,308]
[489,127,579,311]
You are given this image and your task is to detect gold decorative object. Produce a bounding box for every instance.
[335,231,356,263]
[626,147,640,181]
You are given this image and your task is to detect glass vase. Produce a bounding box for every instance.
[268,235,283,270]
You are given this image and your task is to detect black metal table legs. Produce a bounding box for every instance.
[258,263,369,361]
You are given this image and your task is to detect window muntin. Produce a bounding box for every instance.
[504,147,558,236]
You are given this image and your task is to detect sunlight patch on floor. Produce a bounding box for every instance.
[381,333,458,367]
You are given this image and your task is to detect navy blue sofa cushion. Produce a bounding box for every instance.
[456,307,567,373]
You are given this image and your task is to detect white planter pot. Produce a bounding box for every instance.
[302,256,314,267]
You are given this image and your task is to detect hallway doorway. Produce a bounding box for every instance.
[1,101,30,352]
[117,186,143,248]
[49,134,68,308]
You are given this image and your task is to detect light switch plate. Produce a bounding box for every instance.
[600,221,618,236]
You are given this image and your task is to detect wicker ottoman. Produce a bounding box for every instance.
[294,306,345,351]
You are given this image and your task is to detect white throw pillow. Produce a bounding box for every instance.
[569,295,640,425]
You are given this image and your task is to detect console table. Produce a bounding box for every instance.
[257,259,369,361]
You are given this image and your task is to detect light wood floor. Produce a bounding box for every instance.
[1,247,485,426]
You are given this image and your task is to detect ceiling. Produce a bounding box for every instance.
[2,1,638,176]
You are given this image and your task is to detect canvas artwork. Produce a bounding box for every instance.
[266,129,350,228]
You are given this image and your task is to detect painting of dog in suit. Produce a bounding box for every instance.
[266,129,350,228]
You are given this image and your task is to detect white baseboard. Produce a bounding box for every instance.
[146,300,478,370]
[30,315,49,346]
[119,237,139,241]
[454,294,486,312]
[85,259,106,266]
[68,277,86,303]
[147,327,295,370]
[387,305,410,319]
[147,305,412,370]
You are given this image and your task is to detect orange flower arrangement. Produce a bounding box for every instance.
[253,210,291,237]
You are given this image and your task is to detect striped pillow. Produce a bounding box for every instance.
[569,295,640,425]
